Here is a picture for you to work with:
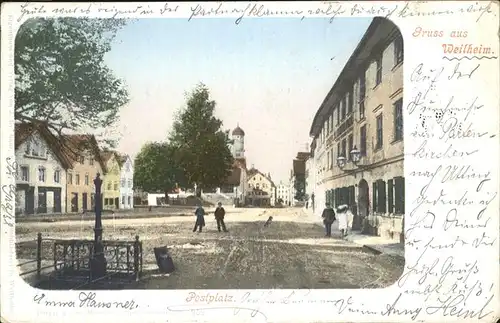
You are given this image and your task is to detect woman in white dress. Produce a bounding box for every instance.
[336,204,350,238]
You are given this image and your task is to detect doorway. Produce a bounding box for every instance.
[82,193,88,212]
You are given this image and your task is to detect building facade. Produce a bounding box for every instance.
[119,154,134,209]
[246,168,276,206]
[100,151,121,210]
[276,182,291,206]
[14,123,72,215]
[308,17,404,242]
[63,135,106,213]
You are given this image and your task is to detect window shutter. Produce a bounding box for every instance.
[401,178,405,214]
[388,179,394,213]
[372,182,377,212]
[379,180,387,213]
[394,177,405,214]
[349,186,355,207]
[332,189,336,207]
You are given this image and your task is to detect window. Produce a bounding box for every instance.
[79,155,85,164]
[54,169,60,183]
[337,142,341,158]
[21,166,29,181]
[347,91,353,115]
[330,148,334,168]
[107,182,112,190]
[394,99,403,141]
[359,73,366,119]
[375,56,382,86]
[25,140,46,158]
[68,172,73,185]
[327,151,330,170]
[348,134,353,161]
[341,97,346,120]
[121,179,125,187]
[341,139,346,158]
[75,174,80,185]
[114,182,118,190]
[388,179,394,213]
[360,125,367,156]
[336,104,340,125]
[25,141,31,155]
[394,177,405,214]
[104,198,108,206]
[376,114,383,150]
[85,174,89,185]
[394,35,404,65]
[38,167,45,182]
[89,158,94,166]
[122,195,126,205]
[128,196,132,205]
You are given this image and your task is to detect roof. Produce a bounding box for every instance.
[309,17,399,137]
[224,167,241,186]
[233,157,247,170]
[99,150,115,164]
[15,122,74,169]
[293,159,306,175]
[117,154,129,167]
[296,152,311,161]
[247,167,259,178]
[247,167,275,187]
[60,134,107,172]
[232,125,245,136]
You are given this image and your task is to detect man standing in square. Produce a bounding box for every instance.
[214,202,228,232]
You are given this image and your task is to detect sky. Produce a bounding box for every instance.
[104,17,373,184]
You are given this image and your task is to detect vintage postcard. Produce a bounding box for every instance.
[1,1,499,323]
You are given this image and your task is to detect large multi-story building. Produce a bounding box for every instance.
[276,181,291,206]
[14,122,72,215]
[119,154,134,209]
[308,17,404,242]
[62,134,106,213]
[100,150,121,210]
[246,167,276,207]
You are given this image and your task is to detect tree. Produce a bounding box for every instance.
[294,174,306,201]
[169,84,234,197]
[133,142,186,202]
[14,18,129,149]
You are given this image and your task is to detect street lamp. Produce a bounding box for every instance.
[350,146,361,164]
[337,155,346,169]
[91,173,107,278]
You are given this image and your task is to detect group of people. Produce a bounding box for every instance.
[193,202,228,233]
[321,203,352,238]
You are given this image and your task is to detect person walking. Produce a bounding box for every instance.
[321,203,336,237]
[193,203,206,233]
[336,204,350,238]
[214,202,228,232]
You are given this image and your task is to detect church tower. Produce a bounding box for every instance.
[231,124,245,158]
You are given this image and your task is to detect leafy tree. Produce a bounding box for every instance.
[14,18,129,149]
[294,174,306,201]
[169,84,234,197]
[133,142,186,202]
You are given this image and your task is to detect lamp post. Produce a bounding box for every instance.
[91,173,107,279]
